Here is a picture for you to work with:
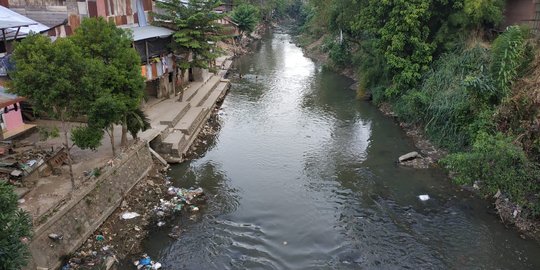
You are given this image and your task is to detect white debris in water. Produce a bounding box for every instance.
[418,195,430,201]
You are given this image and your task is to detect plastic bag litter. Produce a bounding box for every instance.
[134,254,162,269]
[121,212,141,220]
[418,195,430,201]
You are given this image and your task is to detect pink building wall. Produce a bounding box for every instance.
[2,102,24,131]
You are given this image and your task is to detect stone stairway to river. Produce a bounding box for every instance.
[140,60,232,161]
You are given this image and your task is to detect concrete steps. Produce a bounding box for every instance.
[139,124,169,143]
[158,102,191,127]
[160,131,187,157]
[144,65,233,162]
[182,74,213,101]
[173,107,207,135]
[189,75,222,106]
[202,82,229,109]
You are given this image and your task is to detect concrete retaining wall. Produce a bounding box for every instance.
[25,142,153,270]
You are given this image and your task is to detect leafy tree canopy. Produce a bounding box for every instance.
[232,4,260,34]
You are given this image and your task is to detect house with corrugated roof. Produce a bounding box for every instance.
[0,0,182,99]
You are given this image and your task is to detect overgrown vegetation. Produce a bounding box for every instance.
[295,0,540,218]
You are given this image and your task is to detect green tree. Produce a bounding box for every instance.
[10,34,101,188]
[71,18,146,153]
[126,108,151,140]
[0,182,32,269]
[155,0,227,100]
[232,4,260,34]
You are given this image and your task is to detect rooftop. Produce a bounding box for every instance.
[0,6,49,41]
[122,25,174,41]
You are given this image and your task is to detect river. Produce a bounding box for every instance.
[142,30,540,269]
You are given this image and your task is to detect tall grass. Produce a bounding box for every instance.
[394,46,493,150]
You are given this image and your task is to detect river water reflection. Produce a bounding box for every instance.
[143,30,540,269]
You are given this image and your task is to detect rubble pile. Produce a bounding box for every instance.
[0,140,61,186]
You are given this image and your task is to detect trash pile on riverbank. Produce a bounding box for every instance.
[62,161,207,269]
[151,186,206,228]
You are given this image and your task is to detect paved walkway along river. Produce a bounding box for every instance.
[141,31,540,269]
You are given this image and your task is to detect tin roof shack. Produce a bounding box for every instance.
[504,0,540,32]
[128,25,178,99]
[0,86,35,140]
[0,6,49,53]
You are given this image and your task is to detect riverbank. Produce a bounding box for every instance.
[294,31,540,241]
[59,29,266,268]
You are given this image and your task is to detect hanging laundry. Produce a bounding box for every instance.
[161,56,168,74]
[141,65,147,79]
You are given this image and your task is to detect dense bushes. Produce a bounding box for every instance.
[443,133,540,216]
[394,46,493,150]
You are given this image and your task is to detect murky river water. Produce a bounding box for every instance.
[142,31,540,269]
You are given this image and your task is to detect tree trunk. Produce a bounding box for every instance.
[109,125,116,157]
[60,117,75,190]
[172,67,177,97]
[178,69,186,102]
[120,115,128,148]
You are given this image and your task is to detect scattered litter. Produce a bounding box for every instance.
[156,187,205,216]
[17,198,25,204]
[10,169,23,177]
[283,241,288,245]
[26,159,37,167]
[168,226,182,239]
[48,233,63,241]
[134,254,162,269]
[157,221,166,227]
[418,195,430,201]
[121,212,141,220]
